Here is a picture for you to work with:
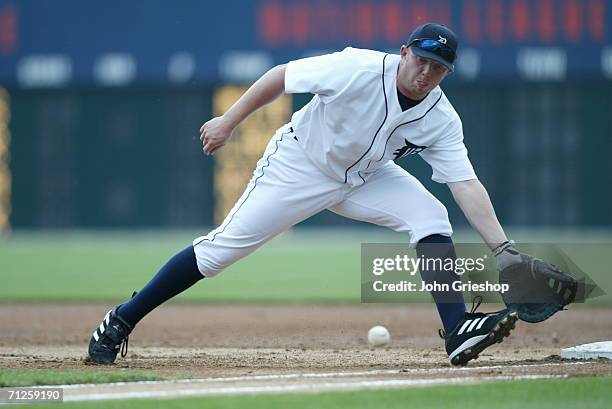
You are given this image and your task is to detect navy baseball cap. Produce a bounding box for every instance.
[406,23,458,72]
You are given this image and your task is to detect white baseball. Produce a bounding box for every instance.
[367,325,390,347]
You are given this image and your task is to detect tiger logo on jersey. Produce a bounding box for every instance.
[394,139,427,159]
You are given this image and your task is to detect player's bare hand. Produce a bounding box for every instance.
[199,116,235,155]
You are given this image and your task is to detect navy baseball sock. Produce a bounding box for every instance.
[416,234,466,334]
[117,245,204,327]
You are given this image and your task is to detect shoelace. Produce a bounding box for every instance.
[121,336,129,358]
[438,295,484,339]
[119,291,137,358]
[101,321,130,357]
[470,295,483,314]
[99,324,129,357]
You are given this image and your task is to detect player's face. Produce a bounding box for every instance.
[397,46,450,99]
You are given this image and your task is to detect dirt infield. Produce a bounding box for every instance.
[1,304,612,398]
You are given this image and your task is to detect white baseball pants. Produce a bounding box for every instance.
[193,125,452,277]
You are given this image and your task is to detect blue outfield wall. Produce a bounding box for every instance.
[7,83,612,229]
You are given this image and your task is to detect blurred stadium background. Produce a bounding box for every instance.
[0,0,611,303]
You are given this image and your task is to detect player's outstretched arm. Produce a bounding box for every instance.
[448,179,521,271]
[447,179,508,250]
[449,180,578,322]
[199,64,287,155]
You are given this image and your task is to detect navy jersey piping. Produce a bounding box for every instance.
[343,53,389,184]
[373,92,443,163]
[193,130,291,246]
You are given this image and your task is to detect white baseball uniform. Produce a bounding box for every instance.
[193,47,477,277]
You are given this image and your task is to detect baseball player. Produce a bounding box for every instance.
[87,23,575,366]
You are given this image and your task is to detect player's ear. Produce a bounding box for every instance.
[400,45,409,58]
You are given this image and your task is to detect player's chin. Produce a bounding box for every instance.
[411,84,430,98]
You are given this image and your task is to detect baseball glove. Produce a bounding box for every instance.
[496,246,577,323]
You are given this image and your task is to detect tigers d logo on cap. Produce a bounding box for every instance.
[407,23,458,72]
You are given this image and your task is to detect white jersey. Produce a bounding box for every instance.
[285,47,477,186]
[193,47,475,277]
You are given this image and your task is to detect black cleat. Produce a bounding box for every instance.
[87,305,133,364]
[440,298,518,366]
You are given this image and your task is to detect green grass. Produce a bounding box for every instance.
[0,369,162,387]
[0,229,362,303]
[1,228,611,304]
[14,376,612,409]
